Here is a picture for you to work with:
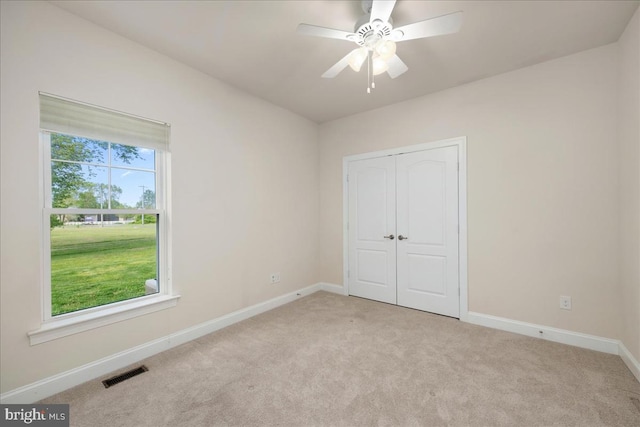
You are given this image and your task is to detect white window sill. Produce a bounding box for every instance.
[28,294,180,345]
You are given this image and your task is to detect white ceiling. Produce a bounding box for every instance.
[51,0,639,123]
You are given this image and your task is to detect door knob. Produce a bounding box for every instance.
[383,234,395,240]
[398,235,408,240]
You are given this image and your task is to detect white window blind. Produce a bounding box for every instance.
[39,92,169,151]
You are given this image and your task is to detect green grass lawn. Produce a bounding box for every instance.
[50,223,157,316]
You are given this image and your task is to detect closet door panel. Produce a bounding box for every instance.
[396,147,459,317]
[347,156,397,304]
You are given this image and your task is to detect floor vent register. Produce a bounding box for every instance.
[102,365,148,388]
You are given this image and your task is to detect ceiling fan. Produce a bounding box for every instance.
[297,0,463,92]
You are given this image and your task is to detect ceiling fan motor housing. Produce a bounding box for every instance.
[350,14,394,48]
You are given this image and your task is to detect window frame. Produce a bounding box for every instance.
[30,130,177,345]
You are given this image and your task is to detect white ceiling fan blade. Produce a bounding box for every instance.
[386,54,408,79]
[393,11,463,42]
[322,50,355,78]
[297,23,354,41]
[370,0,396,24]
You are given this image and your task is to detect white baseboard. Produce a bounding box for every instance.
[466,311,620,354]
[320,285,637,380]
[1,334,174,405]
[318,282,347,295]
[0,282,325,404]
[467,311,640,383]
[4,290,637,404]
[619,341,640,383]
[308,285,640,384]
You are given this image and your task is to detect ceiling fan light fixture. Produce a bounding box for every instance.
[348,47,369,72]
[375,39,396,60]
[372,55,389,76]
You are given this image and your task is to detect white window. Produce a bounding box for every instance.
[30,93,177,345]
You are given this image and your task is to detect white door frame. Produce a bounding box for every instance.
[342,136,468,321]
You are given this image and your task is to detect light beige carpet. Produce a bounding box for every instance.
[41,291,640,426]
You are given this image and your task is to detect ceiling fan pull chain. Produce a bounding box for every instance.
[367,50,372,93]
[371,50,377,90]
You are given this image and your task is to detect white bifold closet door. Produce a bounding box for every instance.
[348,146,460,318]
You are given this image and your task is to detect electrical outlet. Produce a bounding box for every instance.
[559,296,572,310]
[270,273,281,284]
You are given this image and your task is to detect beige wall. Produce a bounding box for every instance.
[618,8,640,362]
[0,1,319,393]
[319,44,623,340]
